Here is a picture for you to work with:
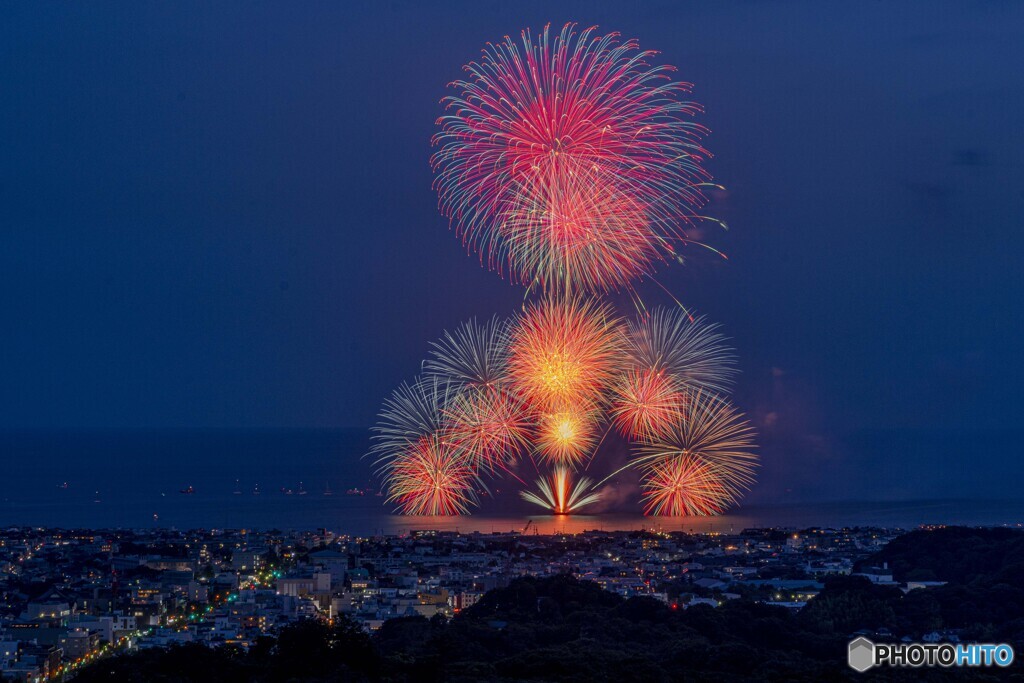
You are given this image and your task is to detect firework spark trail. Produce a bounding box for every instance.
[432,23,715,293]
[520,465,601,514]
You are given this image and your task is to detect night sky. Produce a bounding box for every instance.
[3,2,1023,503]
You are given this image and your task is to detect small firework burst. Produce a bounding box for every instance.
[424,316,511,389]
[520,465,601,514]
[633,389,757,515]
[385,435,479,515]
[640,456,731,516]
[622,308,736,394]
[533,404,601,466]
[369,377,455,467]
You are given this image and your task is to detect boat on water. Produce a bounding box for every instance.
[297,482,308,496]
[323,482,334,496]
[233,479,242,495]
[346,488,366,496]
[179,485,195,495]
[252,484,261,495]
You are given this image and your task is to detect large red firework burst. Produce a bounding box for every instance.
[432,23,713,293]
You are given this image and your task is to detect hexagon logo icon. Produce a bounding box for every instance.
[848,637,875,672]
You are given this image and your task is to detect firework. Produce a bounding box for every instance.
[520,465,601,514]
[443,386,531,472]
[386,435,479,515]
[432,23,713,292]
[369,25,758,517]
[611,309,735,439]
[499,167,654,293]
[640,455,730,516]
[371,377,483,514]
[622,308,736,393]
[507,296,622,412]
[424,316,511,389]
[609,368,684,441]
[369,377,454,466]
[633,389,757,514]
[533,404,600,466]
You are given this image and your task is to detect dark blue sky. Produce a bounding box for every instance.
[3,2,1022,501]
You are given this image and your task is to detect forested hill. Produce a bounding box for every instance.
[862,526,1024,584]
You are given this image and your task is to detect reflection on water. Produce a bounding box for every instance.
[375,500,1024,537]
[3,492,1023,535]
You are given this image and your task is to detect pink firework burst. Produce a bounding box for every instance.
[433,23,714,293]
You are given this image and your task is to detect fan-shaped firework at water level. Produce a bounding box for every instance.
[369,24,758,516]
[432,23,717,293]
[520,466,601,515]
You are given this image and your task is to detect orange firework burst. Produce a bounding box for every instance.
[609,368,685,441]
[534,404,600,466]
[385,435,478,515]
[507,297,622,413]
[640,456,730,516]
[611,309,735,439]
[520,465,601,514]
[443,387,531,473]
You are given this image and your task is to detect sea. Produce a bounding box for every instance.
[2,429,1022,536]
